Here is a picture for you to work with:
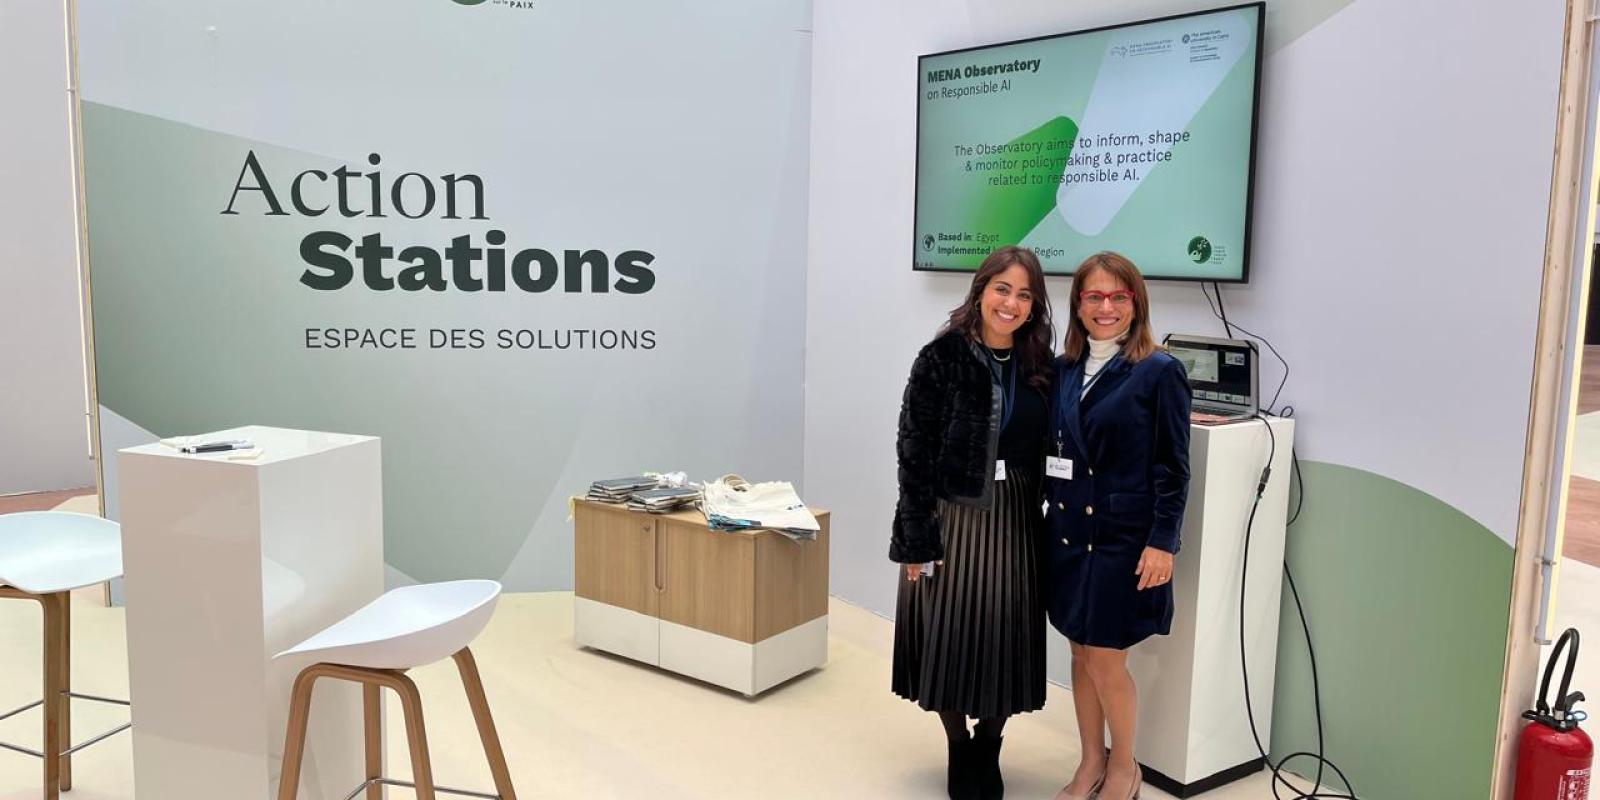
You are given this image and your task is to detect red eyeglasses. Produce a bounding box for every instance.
[1080,290,1134,306]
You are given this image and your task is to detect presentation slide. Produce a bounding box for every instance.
[914,4,1261,281]
[1170,347,1219,384]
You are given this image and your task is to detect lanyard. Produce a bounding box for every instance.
[1054,371,1069,458]
[985,351,1019,433]
[1056,359,1110,457]
[1000,357,1017,433]
[1081,365,1109,398]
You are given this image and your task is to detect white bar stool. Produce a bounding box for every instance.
[0,511,131,800]
[273,579,517,800]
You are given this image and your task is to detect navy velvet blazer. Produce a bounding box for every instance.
[1042,349,1192,648]
[1044,350,1192,554]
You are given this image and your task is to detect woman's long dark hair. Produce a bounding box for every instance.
[941,245,1055,389]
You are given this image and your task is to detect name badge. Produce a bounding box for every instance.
[1046,456,1073,480]
[995,459,1007,481]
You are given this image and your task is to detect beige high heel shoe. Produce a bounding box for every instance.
[1091,762,1142,800]
[1049,774,1100,800]
[1054,750,1108,800]
[1053,772,1105,800]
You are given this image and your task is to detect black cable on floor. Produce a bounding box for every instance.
[1202,287,1357,796]
[1240,413,1359,799]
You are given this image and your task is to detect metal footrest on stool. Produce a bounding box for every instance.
[0,691,132,758]
[342,777,502,800]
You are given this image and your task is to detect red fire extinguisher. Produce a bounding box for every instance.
[1516,627,1591,799]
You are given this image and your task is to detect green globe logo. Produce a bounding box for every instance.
[1187,236,1212,264]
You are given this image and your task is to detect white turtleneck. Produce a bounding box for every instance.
[1082,336,1122,398]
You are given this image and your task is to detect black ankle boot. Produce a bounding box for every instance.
[948,737,978,799]
[971,736,1004,799]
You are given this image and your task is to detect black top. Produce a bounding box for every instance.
[990,350,1047,471]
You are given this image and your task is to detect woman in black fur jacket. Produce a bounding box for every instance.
[891,245,1055,800]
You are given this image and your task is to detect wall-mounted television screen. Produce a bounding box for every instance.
[914,3,1264,282]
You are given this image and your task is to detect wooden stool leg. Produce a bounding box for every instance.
[276,669,321,800]
[41,592,64,800]
[364,682,383,800]
[394,673,435,800]
[452,648,517,800]
[59,592,73,792]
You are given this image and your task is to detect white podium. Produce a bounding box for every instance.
[1129,417,1295,796]
[118,426,384,800]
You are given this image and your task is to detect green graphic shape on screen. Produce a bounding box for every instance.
[956,116,1078,265]
[914,4,1262,280]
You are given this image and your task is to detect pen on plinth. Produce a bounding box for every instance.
[181,440,253,454]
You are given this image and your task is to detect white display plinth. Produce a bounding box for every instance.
[119,426,383,800]
[1129,417,1295,795]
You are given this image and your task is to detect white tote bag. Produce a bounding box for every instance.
[700,474,821,532]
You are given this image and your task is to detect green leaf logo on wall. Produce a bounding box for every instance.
[1188,236,1213,264]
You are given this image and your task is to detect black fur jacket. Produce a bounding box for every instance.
[890,330,1021,564]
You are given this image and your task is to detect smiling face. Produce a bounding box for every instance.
[1076,266,1135,341]
[978,263,1034,346]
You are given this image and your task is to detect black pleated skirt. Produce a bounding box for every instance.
[891,470,1046,718]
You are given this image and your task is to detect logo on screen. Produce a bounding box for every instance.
[922,234,935,252]
[1182,34,1191,44]
[453,0,487,5]
[1188,236,1212,264]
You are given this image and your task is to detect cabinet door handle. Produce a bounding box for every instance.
[653,525,664,593]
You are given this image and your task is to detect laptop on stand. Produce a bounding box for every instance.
[1164,334,1260,425]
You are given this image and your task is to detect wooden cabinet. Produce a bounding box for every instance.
[573,499,829,695]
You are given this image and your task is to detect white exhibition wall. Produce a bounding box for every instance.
[78,0,812,591]
[0,0,93,495]
[805,0,1564,797]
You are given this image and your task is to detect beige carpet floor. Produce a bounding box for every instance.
[0,588,1336,799]
[1,493,1336,799]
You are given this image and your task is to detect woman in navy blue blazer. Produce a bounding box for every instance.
[1045,253,1190,800]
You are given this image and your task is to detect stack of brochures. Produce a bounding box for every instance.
[705,513,817,540]
[626,487,701,514]
[586,476,662,504]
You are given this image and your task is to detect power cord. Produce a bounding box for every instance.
[1239,414,1358,798]
[1202,279,1235,338]
[1204,282,1290,411]
[1200,279,1359,798]
[1281,405,1305,527]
